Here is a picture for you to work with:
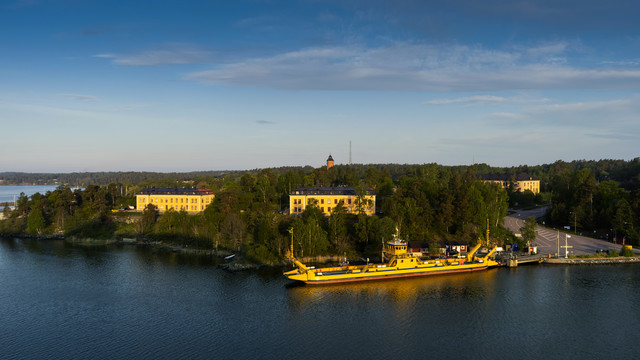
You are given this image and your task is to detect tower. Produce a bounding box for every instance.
[326,154,334,170]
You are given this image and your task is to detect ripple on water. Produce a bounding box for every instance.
[2,239,640,360]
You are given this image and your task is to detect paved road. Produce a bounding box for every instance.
[503,207,631,257]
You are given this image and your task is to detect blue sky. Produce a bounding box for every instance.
[1,0,639,172]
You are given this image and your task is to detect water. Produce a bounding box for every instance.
[1,238,639,360]
[0,185,59,203]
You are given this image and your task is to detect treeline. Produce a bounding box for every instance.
[1,164,513,263]
[3,159,638,189]
[2,158,638,262]
[546,165,640,244]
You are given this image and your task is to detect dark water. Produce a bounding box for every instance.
[1,238,639,360]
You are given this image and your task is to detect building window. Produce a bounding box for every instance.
[321,207,324,212]
[328,199,331,204]
[321,199,324,204]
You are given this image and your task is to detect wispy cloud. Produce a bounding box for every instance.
[587,132,638,141]
[185,42,640,92]
[484,96,640,134]
[93,44,212,66]
[256,120,276,125]
[81,25,112,37]
[601,59,640,66]
[59,93,99,102]
[425,95,550,105]
[425,95,507,105]
[530,97,637,114]
[488,112,525,119]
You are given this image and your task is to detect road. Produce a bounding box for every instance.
[503,207,630,257]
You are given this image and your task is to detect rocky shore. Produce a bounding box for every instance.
[544,257,640,265]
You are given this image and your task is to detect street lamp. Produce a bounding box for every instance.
[563,234,572,259]
[569,211,577,234]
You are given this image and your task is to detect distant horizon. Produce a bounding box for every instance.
[1,156,638,175]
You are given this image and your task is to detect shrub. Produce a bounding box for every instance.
[621,246,634,257]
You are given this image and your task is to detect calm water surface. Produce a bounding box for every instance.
[1,238,639,360]
[0,185,59,203]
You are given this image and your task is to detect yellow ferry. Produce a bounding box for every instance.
[284,228,499,285]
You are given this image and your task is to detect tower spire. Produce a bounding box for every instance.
[326,154,334,170]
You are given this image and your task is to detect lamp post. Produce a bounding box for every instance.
[564,234,572,258]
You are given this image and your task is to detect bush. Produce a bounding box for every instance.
[621,245,634,257]
[607,250,619,257]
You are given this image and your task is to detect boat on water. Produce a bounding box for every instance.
[284,228,499,285]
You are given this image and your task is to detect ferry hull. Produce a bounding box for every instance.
[300,266,489,285]
[284,261,496,285]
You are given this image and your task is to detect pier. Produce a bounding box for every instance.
[503,254,545,267]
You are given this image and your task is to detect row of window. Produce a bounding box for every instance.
[293,205,376,214]
[158,205,201,211]
[291,198,354,205]
[139,197,209,204]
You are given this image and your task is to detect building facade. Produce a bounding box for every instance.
[136,188,215,213]
[480,174,541,194]
[289,186,375,216]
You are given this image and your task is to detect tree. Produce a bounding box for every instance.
[137,204,157,235]
[26,207,46,235]
[520,216,537,247]
[354,183,373,215]
[222,212,246,251]
[613,199,636,243]
[329,202,349,252]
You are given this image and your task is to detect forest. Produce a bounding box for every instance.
[1,158,639,263]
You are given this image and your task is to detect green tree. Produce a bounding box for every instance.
[354,183,373,215]
[26,207,46,235]
[613,199,636,243]
[329,202,349,252]
[520,216,537,247]
[137,204,157,235]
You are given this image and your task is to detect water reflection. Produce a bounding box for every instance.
[3,237,640,360]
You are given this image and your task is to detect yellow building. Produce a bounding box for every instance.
[480,174,540,194]
[136,188,215,213]
[289,186,376,216]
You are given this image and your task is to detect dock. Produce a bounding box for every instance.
[502,254,545,267]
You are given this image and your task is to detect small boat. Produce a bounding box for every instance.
[224,254,236,261]
[284,228,499,285]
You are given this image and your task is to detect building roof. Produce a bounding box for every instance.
[137,188,214,196]
[479,174,538,181]
[290,186,375,196]
[327,154,334,162]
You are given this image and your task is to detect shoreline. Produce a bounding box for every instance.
[544,257,640,265]
[4,234,640,269]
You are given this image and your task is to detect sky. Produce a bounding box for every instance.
[1,0,639,172]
